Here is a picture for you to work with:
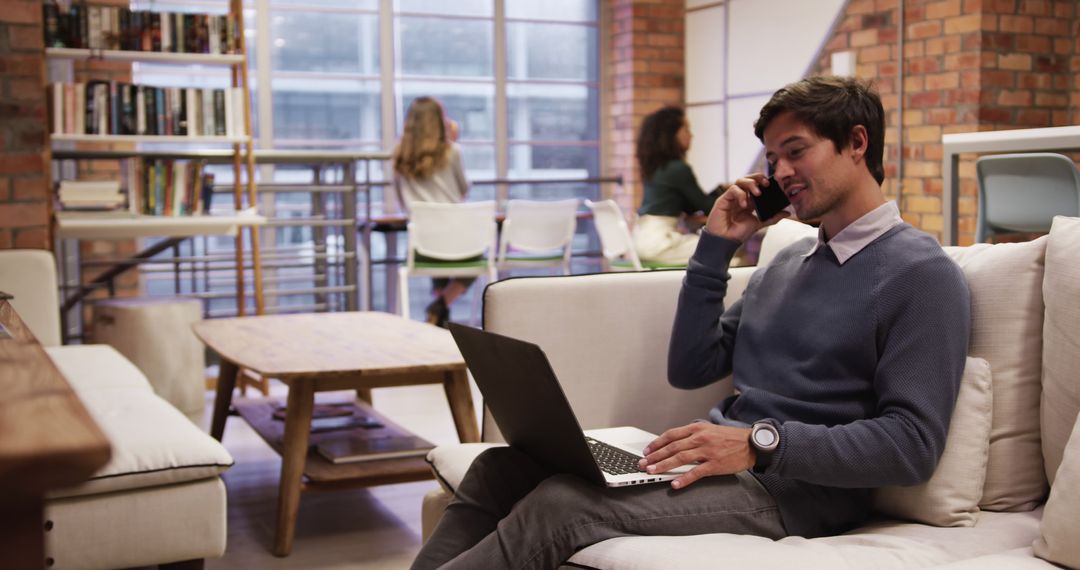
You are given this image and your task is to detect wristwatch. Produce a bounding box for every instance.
[749,421,780,472]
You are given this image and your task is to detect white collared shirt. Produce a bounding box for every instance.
[802,201,905,264]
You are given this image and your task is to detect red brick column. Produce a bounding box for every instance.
[0,0,50,249]
[605,0,686,212]
[812,0,1079,245]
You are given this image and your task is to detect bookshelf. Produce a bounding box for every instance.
[55,209,265,240]
[52,134,249,144]
[45,0,265,328]
[46,47,246,65]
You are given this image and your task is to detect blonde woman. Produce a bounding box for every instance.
[393,96,471,327]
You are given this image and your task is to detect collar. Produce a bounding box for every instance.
[802,201,904,264]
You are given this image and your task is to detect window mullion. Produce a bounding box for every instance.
[379,0,398,207]
[493,0,508,205]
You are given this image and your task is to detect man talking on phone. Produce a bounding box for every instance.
[414,76,970,569]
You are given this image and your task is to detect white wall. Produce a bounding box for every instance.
[684,0,847,189]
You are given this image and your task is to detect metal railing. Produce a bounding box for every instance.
[54,146,622,339]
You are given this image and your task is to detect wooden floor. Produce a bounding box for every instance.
[199,380,481,569]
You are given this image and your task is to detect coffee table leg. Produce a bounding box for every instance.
[443,368,480,443]
[355,387,372,404]
[274,381,314,557]
[210,359,239,441]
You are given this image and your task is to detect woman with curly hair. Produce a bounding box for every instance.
[393,96,471,327]
[633,106,721,264]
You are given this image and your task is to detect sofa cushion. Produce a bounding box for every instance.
[873,357,992,527]
[45,345,233,498]
[1040,216,1080,483]
[427,443,505,493]
[757,218,818,267]
[929,547,1058,569]
[0,248,62,347]
[1033,411,1080,568]
[45,345,155,394]
[944,237,1048,512]
[567,509,1042,570]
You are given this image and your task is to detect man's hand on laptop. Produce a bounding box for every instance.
[638,423,755,490]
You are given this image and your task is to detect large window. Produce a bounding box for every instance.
[135,0,601,197]
[132,0,600,180]
[133,0,601,314]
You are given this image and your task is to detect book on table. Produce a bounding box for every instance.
[316,433,435,464]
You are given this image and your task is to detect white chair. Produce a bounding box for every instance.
[585,199,685,271]
[975,152,1080,243]
[398,200,499,318]
[497,198,579,276]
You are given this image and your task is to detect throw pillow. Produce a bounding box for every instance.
[1040,216,1080,484]
[873,357,993,527]
[944,236,1048,512]
[1033,410,1080,568]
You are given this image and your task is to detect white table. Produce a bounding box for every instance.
[941,125,1080,245]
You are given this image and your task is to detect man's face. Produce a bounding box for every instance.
[762,111,858,222]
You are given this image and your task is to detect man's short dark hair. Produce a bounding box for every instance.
[754,76,886,185]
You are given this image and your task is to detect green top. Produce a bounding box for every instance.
[638,159,719,217]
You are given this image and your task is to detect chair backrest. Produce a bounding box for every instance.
[407,200,498,260]
[498,199,578,258]
[584,199,643,271]
[975,152,1080,242]
[0,249,62,347]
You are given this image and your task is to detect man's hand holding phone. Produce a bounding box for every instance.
[705,175,790,243]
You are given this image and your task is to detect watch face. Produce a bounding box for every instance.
[753,429,777,447]
[753,425,778,450]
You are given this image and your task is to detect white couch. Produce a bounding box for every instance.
[422,216,1080,569]
[0,250,233,570]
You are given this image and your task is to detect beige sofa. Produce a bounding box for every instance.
[423,216,1080,569]
[0,250,233,570]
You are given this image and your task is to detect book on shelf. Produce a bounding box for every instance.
[133,158,213,216]
[56,179,127,213]
[43,2,237,55]
[316,433,436,464]
[55,159,218,219]
[49,82,244,139]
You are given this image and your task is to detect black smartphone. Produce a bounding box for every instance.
[751,176,790,221]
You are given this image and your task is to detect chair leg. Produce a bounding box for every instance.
[469,276,483,326]
[397,266,410,319]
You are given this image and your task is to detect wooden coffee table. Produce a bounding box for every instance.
[192,311,479,557]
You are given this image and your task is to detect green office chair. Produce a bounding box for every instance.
[975,153,1080,243]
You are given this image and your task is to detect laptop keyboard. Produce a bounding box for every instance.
[586,437,645,475]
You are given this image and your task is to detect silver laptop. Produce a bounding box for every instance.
[448,323,692,487]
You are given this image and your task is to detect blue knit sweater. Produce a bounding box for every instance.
[668,225,971,537]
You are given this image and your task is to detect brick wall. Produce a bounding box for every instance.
[605,0,686,212]
[811,0,1080,244]
[0,0,139,321]
[0,0,50,249]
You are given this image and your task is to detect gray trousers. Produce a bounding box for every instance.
[413,447,786,570]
